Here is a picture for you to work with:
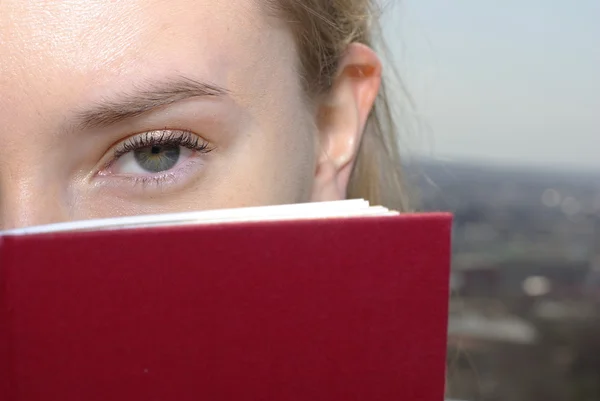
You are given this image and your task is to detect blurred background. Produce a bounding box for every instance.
[382,1,600,400]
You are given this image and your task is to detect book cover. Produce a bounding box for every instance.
[0,204,451,401]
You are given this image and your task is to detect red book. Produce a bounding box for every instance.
[0,200,451,401]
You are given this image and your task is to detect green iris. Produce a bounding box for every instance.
[134,145,180,173]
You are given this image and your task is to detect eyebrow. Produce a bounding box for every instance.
[75,76,229,130]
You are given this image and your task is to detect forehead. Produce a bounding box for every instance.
[1,0,263,65]
[0,0,294,106]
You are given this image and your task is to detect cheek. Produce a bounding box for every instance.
[221,113,318,207]
[218,53,319,206]
[262,118,317,204]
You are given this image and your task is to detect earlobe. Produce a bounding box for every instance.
[311,43,382,202]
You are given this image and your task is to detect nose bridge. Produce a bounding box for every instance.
[0,158,70,230]
[0,74,75,230]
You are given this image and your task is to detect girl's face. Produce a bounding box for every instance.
[0,0,381,229]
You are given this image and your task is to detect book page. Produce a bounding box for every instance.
[0,199,398,236]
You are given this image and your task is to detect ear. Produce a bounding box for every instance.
[310,43,382,202]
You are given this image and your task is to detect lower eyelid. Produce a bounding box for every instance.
[93,164,204,199]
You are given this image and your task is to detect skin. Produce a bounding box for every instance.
[0,0,381,229]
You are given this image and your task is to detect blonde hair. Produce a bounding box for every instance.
[267,0,412,212]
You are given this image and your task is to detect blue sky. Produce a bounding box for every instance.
[382,0,599,169]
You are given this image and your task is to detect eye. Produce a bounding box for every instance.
[101,129,213,177]
[117,143,190,174]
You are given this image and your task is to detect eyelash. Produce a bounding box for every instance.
[112,129,213,160]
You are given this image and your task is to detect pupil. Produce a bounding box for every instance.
[133,145,181,173]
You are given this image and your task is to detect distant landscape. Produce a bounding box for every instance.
[408,158,599,268]
[406,159,600,401]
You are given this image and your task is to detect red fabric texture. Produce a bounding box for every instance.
[1,214,451,401]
